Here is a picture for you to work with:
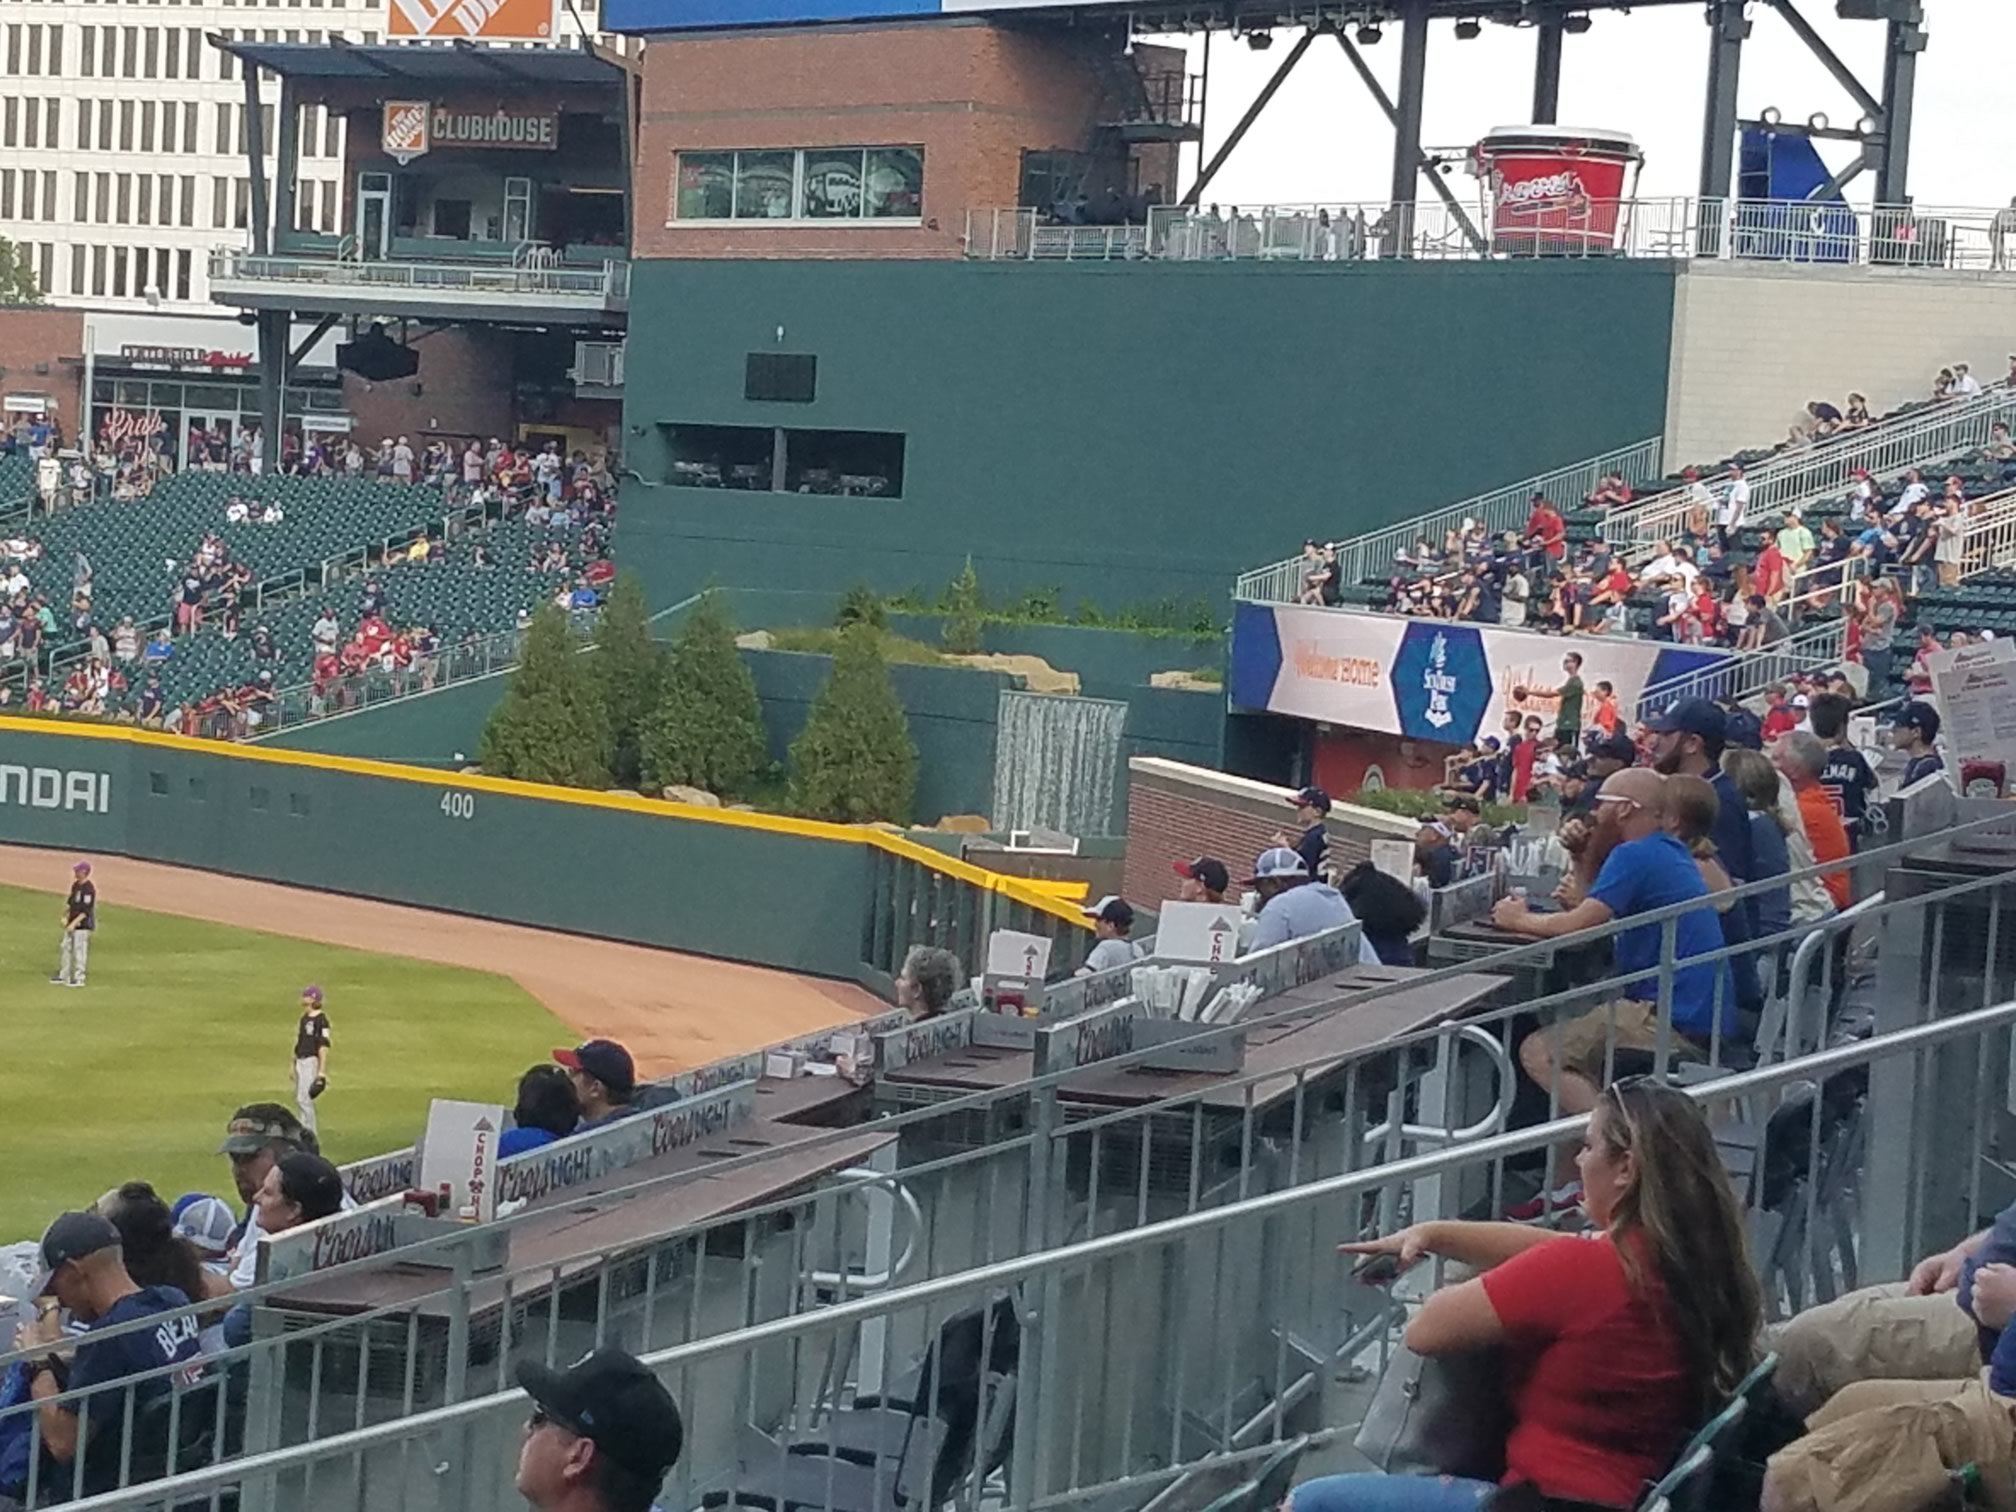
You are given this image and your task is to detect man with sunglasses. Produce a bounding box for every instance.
[515,1349,684,1512]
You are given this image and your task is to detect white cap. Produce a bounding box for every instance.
[1247,847,1309,882]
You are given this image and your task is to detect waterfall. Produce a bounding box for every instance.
[992,690,1129,836]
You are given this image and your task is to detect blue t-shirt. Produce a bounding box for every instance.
[1588,831,1729,1039]
[1960,1202,2016,1394]
[498,1125,559,1159]
[45,1287,202,1499]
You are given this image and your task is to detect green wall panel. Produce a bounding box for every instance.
[616,258,1678,610]
[262,677,510,765]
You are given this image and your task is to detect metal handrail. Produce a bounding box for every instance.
[1234,435,1663,604]
[1604,384,2016,557]
[1632,616,1848,720]
[208,247,629,301]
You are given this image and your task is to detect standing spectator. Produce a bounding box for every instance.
[1525,493,1566,575]
[499,1066,583,1157]
[1721,748,1794,992]
[1589,679,1621,739]
[1811,693,1880,847]
[513,1350,684,1512]
[1892,701,1945,786]
[1076,896,1143,975]
[1935,498,1969,587]
[1776,732,1852,914]
[1647,696,1763,1017]
[1278,786,1331,879]
[1717,465,1749,548]
[553,1040,639,1127]
[1955,361,1983,398]
[1760,685,1798,742]
[53,859,95,988]
[1245,848,1379,961]
[1859,579,1899,692]
[1681,467,1715,539]
[1777,510,1815,575]
[292,986,330,1135]
[7,1211,202,1500]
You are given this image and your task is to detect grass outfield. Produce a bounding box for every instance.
[0,883,572,1242]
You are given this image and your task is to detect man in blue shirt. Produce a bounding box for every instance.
[10,1211,202,1504]
[1893,700,1946,788]
[1492,767,1724,1195]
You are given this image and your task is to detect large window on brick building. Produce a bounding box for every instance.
[673,147,922,223]
[659,423,905,497]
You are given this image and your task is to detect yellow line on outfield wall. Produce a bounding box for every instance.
[0,715,1095,931]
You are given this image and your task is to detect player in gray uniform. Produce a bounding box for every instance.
[54,860,96,987]
[293,987,331,1135]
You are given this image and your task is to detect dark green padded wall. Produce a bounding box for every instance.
[614,258,1679,610]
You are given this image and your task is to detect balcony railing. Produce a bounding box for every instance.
[967,197,2016,272]
[208,248,631,304]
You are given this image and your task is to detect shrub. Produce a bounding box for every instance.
[787,624,918,823]
[941,557,985,655]
[479,605,611,787]
[836,583,888,633]
[641,593,767,797]
[591,573,665,788]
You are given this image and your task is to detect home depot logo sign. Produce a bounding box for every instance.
[389,0,552,42]
[382,101,431,165]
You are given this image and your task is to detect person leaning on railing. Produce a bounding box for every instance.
[1287,1079,1762,1512]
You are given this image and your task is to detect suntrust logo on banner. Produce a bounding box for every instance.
[0,766,112,813]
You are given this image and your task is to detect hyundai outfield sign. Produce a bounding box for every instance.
[1227,601,1731,748]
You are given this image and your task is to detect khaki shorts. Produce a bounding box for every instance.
[1544,998,1675,1081]
[1768,1281,1983,1419]
[1766,1376,2016,1512]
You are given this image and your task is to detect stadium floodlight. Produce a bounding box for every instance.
[1247,28,1274,48]
[1561,12,1592,32]
[1454,18,1482,39]
[1355,22,1382,43]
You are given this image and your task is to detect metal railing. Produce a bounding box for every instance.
[13,794,2012,1512]
[57,981,2016,1512]
[967,197,2016,273]
[1783,486,2016,614]
[1235,435,1663,605]
[207,248,631,304]
[1604,384,2016,556]
[1632,615,1848,719]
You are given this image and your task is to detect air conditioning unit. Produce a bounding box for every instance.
[572,340,625,389]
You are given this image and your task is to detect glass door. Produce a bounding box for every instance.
[502,177,533,246]
[357,172,392,259]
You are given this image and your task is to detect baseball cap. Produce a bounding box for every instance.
[1725,709,1765,751]
[1289,786,1332,812]
[72,860,90,875]
[1588,732,1638,765]
[219,1103,311,1156]
[1792,693,1810,709]
[1646,697,1728,744]
[1244,847,1310,884]
[171,1196,238,1259]
[1081,895,1135,930]
[1173,858,1230,894]
[516,1350,684,1486]
[32,1211,120,1296]
[1443,792,1482,814]
[554,1039,636,1094]
[1895,701,1942,740]
[301,985,322,1003]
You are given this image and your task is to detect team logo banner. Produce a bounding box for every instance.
[1229,601,1729,747]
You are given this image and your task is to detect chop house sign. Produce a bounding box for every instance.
[381,100,559,163]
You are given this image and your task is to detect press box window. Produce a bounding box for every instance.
[746,353,815,404]
[673,146,922,223]
[660,424,903,498]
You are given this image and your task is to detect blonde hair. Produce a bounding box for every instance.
[1720,748,1789,835]
[1664,773,1720,858]
[1597,1079,1762,1412]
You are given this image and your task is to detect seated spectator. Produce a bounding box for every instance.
[216,1102,321,1291]
[2,1211,205,1505]
[1666,773,1734,901]
[1337,860,1426,966]
[894,945,963,1021]
[219,1152,345,1347]
[1491,768,1727,1198]
[1244,847,1380,962]
[1584,471,1633,509]
[1292,1079,1761,1512]
[1174,857,1232,906]
[99,1182,234,1356]
[553,1040,639,1128]
[1893,700,1945,786]
[168,1195,238,1273]
[500,1066,584,1158]
[1843,391,1871,428]
[1077,896,1143,975]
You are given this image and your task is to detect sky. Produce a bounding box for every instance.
[1166,2,2013,210]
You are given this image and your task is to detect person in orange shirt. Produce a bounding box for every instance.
[1775,730,1852,912]
[1589,679,1621,738]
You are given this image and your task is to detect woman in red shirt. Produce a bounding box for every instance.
[1289,1081,1761,1512]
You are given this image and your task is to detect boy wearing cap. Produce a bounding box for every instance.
[53,860,95,987]
[1277,787,1331,880]
[292,987,331,1135]
[1893,701,1946,788]
[1077,897,1143,976]
[554,1040,639,1128]
[9,1211,202,1497]
[515,1348,684,1512]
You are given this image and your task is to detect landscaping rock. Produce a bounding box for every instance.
[935,814,993,834]
[735,630,775,650]
[1150,670,1223,692]
[662,784,722,807]
[941,653,1079,695]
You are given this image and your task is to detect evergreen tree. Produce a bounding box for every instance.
[788,624,918,823]
[641,592,767,796]
[941,557,985,655]
[592,573,664,788]
[0,238,41,306]
[479,604,611,787]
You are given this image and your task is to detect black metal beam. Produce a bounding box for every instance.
[1532,12,1564,125]
[289,315,340,372]
[1334,31,1488,254]
[1768,0,1881,118]
[243,62,271,256]
[1179,24,1316,207]
[1386,0,1430,252]
[1875,0,1925,205]
[272,76,300,243]
[1699,0,1748,209]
